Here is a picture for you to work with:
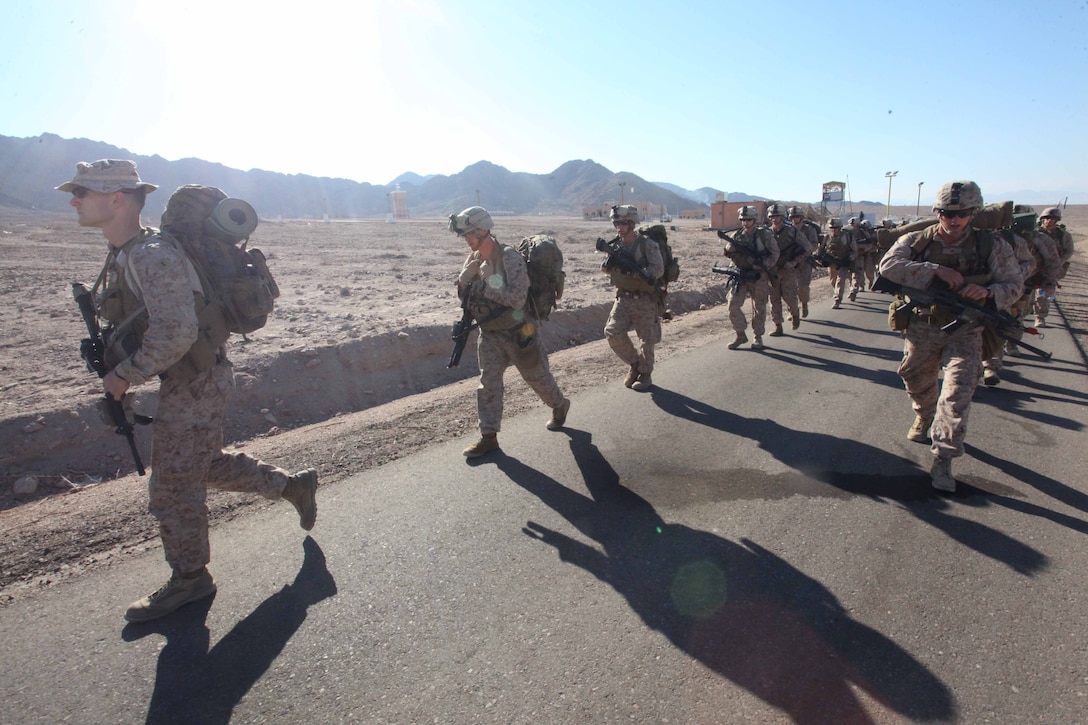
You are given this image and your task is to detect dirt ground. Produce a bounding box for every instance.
[1,206,1085,604]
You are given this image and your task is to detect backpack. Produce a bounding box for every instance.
[637,224,680,285]
[160,185,280,335]
[517,234,565,321]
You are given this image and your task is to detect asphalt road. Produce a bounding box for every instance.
[2,290,1086,724]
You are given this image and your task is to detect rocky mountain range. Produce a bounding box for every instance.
[0,133,772,219]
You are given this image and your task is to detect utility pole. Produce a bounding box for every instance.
[915,181,924,218]
[885,171,898,222]
[618,181,627,205]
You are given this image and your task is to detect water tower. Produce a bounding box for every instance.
[820,181,849,216]
[388,185,409,219]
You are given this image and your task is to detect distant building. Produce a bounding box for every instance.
[709,201,769,229]
[388,186,408,219]
[681,208,708,220]
[583,201,663,222]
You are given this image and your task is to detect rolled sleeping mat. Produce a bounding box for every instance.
[205,197,258,244]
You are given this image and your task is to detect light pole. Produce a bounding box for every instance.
[884,171,898,222]
[915,181,924,218]
[618,181,627,204]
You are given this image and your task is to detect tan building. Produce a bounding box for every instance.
[583,201,663,222]
[710,201,770,229]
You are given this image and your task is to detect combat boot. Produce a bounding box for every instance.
[631,373,653,392]
[769,324,784,337]
[848,289,857,302]
[124,568,217,623]
[907,415,933,443]
[791,316,801,330]
[727,332,748,350]
[283,468,318,531]
[547,398,570,430]
[801,302,809,318]
[463,433,499,458]
[751,336,765,351]
[930,457,956,492]
[983,368,1000,386]
[832,299,842,309]
[623,364,639,388]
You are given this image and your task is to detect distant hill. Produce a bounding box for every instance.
[652,182,769,205]
[388,171,434,187]
[0,132,756,218]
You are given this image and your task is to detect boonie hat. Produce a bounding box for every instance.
[1039,206,1062,220]
[56,159,158,194]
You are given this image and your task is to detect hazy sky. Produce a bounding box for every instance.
[2,0,1085,205]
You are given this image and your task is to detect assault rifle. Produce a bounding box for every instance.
[447,287,478,368]
[595,236,657,287]
[72,282,150,475]
[872,277,1052,361]
[717,227,778,281]
[711,264,759,294]
[808,247,848,269]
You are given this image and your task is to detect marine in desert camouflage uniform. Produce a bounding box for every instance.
[849,217,878,296]
[59,159,317,623]
[1034,206,1076,326]
[450,206,569,458]
[981,209,1061,384]
[723,205,780,350]
[602,205,665,390]
[878,180,1022,492]
[789,206,821,319]
[820,218,856,309]
[765,203,814,335]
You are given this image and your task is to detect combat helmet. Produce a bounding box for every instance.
[1040,206,1062,221]
[828,217,843,229]
[787,206,804,218]
[609,204,639,224]
[738,205,759,221]
[766,202,787,217]
[448,206,493,236]
[932,181,983,213]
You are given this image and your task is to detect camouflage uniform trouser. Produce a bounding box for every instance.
[150,360,290,574]
[477,325,563,435]
[1033,289,1052,322]
[798,259,815,305]
[985,291,1032,372]
[852,249,876,292]
[605,292,661,375]
[828,265,851,302]
[769,265,801,325]
[728,277,771,336]
[898,321,984,459]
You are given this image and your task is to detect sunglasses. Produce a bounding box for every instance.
[71,187,91,198]
[936,209,973,219]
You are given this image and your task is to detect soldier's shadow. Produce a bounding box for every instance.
[122,536,337,725]
[649,385,1047,576]
[497,434,954,724]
